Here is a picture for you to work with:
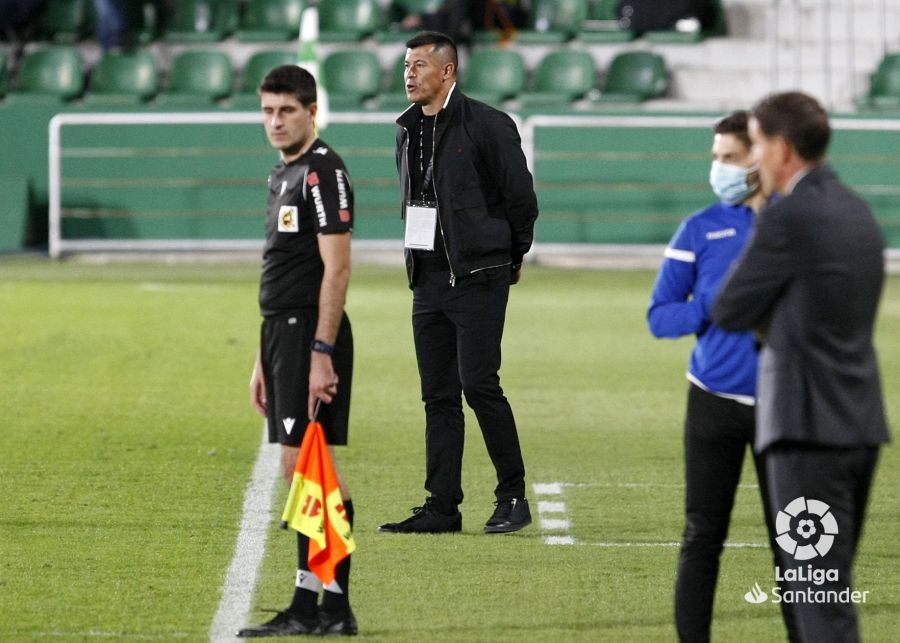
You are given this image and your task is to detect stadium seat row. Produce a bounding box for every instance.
[29,0,725,47]
[857,53,900,110]
[0,46,670,108]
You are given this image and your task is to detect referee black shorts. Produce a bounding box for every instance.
[260,310,353,446]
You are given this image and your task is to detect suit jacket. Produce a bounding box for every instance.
[713,164,890,452]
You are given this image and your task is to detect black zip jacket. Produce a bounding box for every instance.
[396,84,539,286]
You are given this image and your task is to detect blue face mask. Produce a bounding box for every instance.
[709,160,758,204]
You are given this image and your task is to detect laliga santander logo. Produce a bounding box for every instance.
[775,496,839,560]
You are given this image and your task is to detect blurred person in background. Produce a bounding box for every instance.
[714,91,890,643]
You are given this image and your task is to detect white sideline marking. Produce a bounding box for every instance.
[537,501,565,513]
[584,541,765,549]
[532,482,563,495]
[563,482,759,490]
[533,482,576,545]
[34,632,190,640]
[209,426,281,642]
[540,518,571,530]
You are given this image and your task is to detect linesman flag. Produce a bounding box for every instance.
[281,419,355,585]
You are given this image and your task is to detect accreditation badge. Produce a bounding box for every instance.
[404,202,437,251]
[278,205,300,233]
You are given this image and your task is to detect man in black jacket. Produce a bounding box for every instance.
[379,31,539,535]
[714,92,890,643]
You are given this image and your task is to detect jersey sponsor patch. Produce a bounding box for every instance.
[278,205,299,233]
[310,183,327,228]
[307,171,320,186]
[706,227,737,240]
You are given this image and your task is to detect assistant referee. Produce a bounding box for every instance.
[239,65,357,638]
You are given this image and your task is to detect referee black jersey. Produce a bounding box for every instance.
[259,139,354,315]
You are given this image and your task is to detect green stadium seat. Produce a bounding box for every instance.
[515,0,587,45]
[164,0,239,42]
[236,0,305,42]
[319,0,378,42]
[519,50,596,107]
[643,0,727,43]
[322,50,380,110]
[596,51,668,103]
[231,49,297,108]
[13,46,84,101]
[461,49,525,106]
[120,0,163,45]
[578,0,635,43]
[241,50,298,93]
[858,53,900,109]
[83,49,158,104]
[161,50,234,105]
[377,0,442,43]
[39,0,90,43]
[377,52,412,111]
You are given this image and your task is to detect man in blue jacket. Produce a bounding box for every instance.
[379,31,539,535]
[648,111,769,642]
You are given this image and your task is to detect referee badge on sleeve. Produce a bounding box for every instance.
[278,205,299,233]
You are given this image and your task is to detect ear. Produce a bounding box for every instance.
[776,136,792,164]
[308,102,318,120]
[442,62,456,81]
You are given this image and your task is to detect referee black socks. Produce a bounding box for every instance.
[288,534,320,620]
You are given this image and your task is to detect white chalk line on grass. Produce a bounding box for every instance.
[583,541,766,549]
[533,481,766,549]
[33,632,191,639]
[533,482,577,545]
[209,425,281,643]
[564,482,759,490]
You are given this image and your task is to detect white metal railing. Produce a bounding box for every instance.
[768,0,893,108]
[49,112,900,259]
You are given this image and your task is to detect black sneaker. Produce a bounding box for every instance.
[236,609,319,637]
[378,498,462,534]
[318,607,358,636]
[484,497,532,534]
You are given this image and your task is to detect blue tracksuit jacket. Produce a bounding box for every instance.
[647,201,758,402]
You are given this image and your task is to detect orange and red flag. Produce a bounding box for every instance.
[280,420,355,585]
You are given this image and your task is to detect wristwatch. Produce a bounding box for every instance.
[310,339,334,355]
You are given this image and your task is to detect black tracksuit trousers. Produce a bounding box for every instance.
[411,264,526,508]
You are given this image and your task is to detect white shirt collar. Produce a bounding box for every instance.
[784,166,814,195]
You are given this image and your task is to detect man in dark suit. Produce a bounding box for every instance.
[713,91,890,643]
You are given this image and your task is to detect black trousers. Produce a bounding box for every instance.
[763,442,880,643]
[675,383,770,643]
[412,266,525,506]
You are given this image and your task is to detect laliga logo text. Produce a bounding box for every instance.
[774,496,838,560]
[743,496,870,606]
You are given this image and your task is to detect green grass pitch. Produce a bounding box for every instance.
[1,257,898,641]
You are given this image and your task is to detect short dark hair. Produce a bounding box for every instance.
[405,30,458,69]
[751,91,831,161]
[258,65,317,107]
[713,110,751,150]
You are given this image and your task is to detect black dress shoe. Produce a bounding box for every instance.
[484,497,532,534]
[318,607,359,636]
[378,498,462,534]
[236,610,319,637]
